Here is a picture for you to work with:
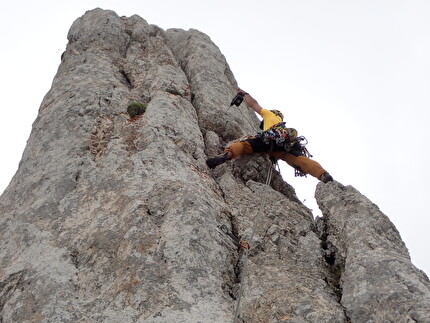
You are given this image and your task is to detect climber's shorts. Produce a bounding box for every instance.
[244,137,303,157]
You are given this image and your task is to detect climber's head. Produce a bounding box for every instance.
[270,109,284,121]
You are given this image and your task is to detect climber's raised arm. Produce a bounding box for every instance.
[238,89,262,114]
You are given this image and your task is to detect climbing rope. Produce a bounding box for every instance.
[232,161,275,323]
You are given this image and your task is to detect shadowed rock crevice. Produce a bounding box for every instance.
[315,215,345,302]
[316,182,430,323]
[0,271,26,314]
[119,69,133,89]
[315,214,352,322]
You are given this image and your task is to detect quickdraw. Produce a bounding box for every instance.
[239,240,250,250]
[295,136,313,158]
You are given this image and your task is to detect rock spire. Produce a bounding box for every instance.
[1,8,429,323]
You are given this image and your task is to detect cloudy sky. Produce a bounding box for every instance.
[1,1,429,275]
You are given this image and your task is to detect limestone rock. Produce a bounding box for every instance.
[316,182,430,322]
[0,8,429,323]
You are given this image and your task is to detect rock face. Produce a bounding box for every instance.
[315,183,430,322]
[0,8,429,323]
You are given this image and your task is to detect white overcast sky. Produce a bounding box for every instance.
[1,1,429,275]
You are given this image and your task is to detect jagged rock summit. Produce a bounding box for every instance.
[1,8,429,323]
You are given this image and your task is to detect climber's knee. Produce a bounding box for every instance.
[224,141,253,159]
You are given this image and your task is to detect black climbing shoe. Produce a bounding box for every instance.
[320,172,334,183]
[206,154,230,169]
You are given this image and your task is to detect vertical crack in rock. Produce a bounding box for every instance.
[0,271,26,315]
[315,214,352,323]
[119,69,133,89]
[315,215,345,302]
[316,182,430,323]
[165,27,248,308]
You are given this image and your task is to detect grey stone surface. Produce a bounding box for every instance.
[0,8,429,323]
[316,182,430,323]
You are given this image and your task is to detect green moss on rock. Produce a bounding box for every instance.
[127,102,147,118]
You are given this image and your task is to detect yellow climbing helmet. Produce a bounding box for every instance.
[270,109,284,120]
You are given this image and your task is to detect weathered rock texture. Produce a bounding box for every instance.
[0,8,429,323]
[315,183,430,322]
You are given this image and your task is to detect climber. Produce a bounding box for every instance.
[206,89,333,183]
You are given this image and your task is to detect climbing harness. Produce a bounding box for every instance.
[232,161,274,323]
[256,122,298,150]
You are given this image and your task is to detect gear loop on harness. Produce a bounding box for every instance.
[295,135,313,158]
[256,122,298,148]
